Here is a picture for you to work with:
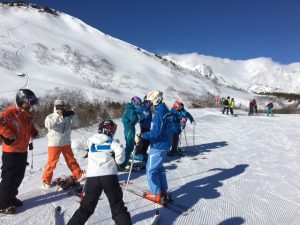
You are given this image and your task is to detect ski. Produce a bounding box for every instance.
[122,186,190,216]
[150,209,160,225]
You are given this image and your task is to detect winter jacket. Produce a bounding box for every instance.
[141,103,173,150]
[45,108,80,147]
[122,103,139,131]
[230,100,235,109]
[0,105,38,153]
[267,102,273,109]
[170,108,194,133]
[72,134,125,177]
[136,104,152,131]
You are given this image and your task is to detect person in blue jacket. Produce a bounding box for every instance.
[168,100,196,156]
[134,96,153,164]
[119,96,142,171]
[135,90,173,204]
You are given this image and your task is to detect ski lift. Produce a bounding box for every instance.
[16,72,26,77]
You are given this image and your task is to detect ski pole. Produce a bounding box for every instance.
[193,126,195,149]
[123,149,136,202]
[28,138,33,169]
[183,129,188,147]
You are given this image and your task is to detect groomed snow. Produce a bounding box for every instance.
[1,108,299,225]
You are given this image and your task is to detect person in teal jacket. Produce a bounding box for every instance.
[119,96,142,171]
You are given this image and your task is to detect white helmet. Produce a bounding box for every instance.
[147,90,163,105]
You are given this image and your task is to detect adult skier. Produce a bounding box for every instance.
[135,90,173,203]
[230,98,235,115]
[0,89,39,214]
[42,99,85,188]
[222,96,230,115]
[119,96,141,171]
[266,102,274,116]
[168,100,196,156]
[67,120,132,225]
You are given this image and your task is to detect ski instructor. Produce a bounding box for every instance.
[135,90,174,204]
[0,89,39,214]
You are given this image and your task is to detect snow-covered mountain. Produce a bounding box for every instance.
[164,53,300,94]
[0,3,299,108]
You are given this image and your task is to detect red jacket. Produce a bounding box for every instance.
[0,105,38,153]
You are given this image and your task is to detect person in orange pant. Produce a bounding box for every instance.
[42,99,85,188]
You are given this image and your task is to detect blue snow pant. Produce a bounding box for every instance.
[120,128,135,167]
[146,148,168,195]
[267,109,273,116]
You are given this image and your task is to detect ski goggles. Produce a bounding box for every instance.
[55,104,66,110]
[28,98,38,105]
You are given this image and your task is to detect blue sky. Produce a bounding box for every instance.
[14,0,300,64]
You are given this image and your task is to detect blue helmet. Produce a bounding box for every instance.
[131,96,142,108]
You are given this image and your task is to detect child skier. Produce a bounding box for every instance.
[67,119,132,225]
[119,96,141,171]
[168,101,195,156]
[266,102,274,116]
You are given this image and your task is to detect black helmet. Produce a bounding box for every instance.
[16,89,38,107]
[98,119,117,137]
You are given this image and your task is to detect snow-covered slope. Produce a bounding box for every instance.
[1,109,300,225]
[164,53,300,94]
[0,3,219,106]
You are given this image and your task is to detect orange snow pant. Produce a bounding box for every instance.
[42,145,83,183]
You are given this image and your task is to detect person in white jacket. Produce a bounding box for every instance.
[67,119,132,225]
[42,99,85,188]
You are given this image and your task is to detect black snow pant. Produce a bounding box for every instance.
[67,175,132,225]
[0,152,28,209]
[135,128,150,155]
[170,132,180,153]
[222,106,229,115]
[230,108,234,114]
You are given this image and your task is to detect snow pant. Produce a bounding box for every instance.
[146,148,168,195]
[230,108,234,114]
[67,175,132,225]
[42,145,83,183]
[0,152,27,209]
[222,106,229,114]
[170,132,180,153]
[120,128,135,167]
[254,106,258,114]
[135,128,150,155]
[267,109,273,116]
[249,107,254,115]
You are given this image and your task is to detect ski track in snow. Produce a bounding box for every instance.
[1,109,300,224]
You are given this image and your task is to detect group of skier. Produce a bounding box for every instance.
[0,88,196,225]
[220,96,235,115]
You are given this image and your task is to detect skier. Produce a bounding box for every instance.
[248,100,254,116]
[266,102,274,116]
[133,96,153,169]
[222,96,230,115]
[230,98,235,115]
[67,120,132,225]
[0,89,39,214]
[42,99,85,188]
[253,99,258,114]
[168,100,196,156]
[118,96,141,171]
[135,90,173,204]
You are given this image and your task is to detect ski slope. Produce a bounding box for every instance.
[1,108,299,225]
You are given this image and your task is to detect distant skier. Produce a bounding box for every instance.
[266,102,274,116]
[230,98,235,115]
[119,96,141,171]
[135,90,173,204]
[0,89,39,214]
[133,96,153,167]
[248,100,254,116]
[253,99,258,114]
[168,100,195,156]
[222,96,230,115]
[42,99,86,189]
[67,120,132,225]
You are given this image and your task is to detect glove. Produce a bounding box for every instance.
[63,110,75,117]
[0,134,16,145]
[135,133,141,144]
[192,121,196,126]
[28,143,33,150]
